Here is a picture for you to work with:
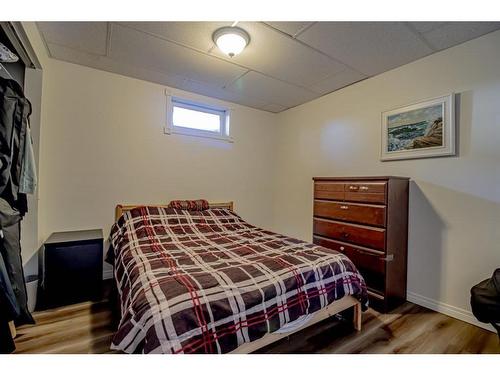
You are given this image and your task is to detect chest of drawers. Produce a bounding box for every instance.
[312,176,409,312]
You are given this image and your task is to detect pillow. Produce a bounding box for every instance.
[168,199,210,211]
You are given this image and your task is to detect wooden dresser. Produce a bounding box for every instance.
[312,176,409,312]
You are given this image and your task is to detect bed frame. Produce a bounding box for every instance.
[232,296,361,353]
[112,202,362,353]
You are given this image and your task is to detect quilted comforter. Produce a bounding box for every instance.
[108,206,367,353]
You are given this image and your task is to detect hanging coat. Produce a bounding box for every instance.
[0,241,19,353]
[0,77,31,215]
[0,197,34,326]
[0,195,28,353]
[0,77,35,344]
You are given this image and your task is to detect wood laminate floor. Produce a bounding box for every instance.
[13,299,500,354]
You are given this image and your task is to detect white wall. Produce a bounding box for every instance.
[272,30,500,328]
[20,67,43,276]
[9,22,50,275]
[37,60,278,276]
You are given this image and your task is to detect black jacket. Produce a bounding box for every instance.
[0,77,34,353]
[0,77,30,215]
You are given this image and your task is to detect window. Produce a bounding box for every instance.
[165,95,232,141]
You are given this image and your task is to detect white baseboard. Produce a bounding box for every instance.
[102,269,113,280]
[407,291,496,333]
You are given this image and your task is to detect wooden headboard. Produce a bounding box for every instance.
[115,201,234,221]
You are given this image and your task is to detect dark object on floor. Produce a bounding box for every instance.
[40,229,103,308]
[471,268,500,337]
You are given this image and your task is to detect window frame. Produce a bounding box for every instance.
[165,94,232,142]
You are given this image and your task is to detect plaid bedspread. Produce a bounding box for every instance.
[108,206,367,354]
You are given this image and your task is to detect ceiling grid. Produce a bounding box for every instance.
[36,21,500,112]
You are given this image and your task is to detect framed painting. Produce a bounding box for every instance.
[381,94,455,161]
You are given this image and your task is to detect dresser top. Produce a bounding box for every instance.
[45,229,103,245]
[313,176,409,181]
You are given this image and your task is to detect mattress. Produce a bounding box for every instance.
[107,206,367,353]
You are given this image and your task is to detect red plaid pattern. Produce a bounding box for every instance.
[108,206,367,353]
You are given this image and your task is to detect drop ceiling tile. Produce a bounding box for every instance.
[420,22,500,50]
[37,22,108,55]
[309,68,367,95]
[297,22,433,76]
[225,71,318,108]
[259,103,288,113]
[109,23,247,87]
[181,79,269,110]
[210,22,346,87]
[408,22,448,34]
[46,41,275,112]
[46,42,187,89]
[264,22,315,37]
[41,21,500,113]
[117,22,231,52]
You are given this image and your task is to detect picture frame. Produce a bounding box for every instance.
[380,94,455,161]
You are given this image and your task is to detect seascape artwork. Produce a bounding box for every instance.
[386,103,444,152]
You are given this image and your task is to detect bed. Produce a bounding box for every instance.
[107,200,368,354]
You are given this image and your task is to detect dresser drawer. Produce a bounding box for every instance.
[313,218,385,250]
[314,200,386,227]
[314,182,344,200]
[344,182,386,204]
[313,236,385,274]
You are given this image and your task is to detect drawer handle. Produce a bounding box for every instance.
[340,246,345,251]
[342,232,350,238]
[340,205,349,210]
[382,254,394,262]
[359,186,369,190]
[349,186,358,190]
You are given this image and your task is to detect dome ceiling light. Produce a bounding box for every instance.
[212,26,250,58]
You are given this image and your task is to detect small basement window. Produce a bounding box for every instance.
[165,95,232,141]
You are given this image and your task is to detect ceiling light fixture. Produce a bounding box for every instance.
[212,26,250,58]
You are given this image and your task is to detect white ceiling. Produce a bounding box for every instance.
[37,21,500,113]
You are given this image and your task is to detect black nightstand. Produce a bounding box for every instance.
[41,229,103,308]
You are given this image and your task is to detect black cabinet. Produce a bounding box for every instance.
[41,229,103,308]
